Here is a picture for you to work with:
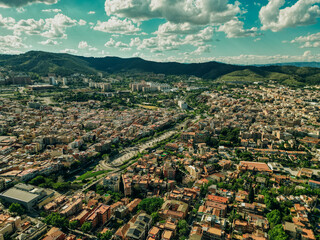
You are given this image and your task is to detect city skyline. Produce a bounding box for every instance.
[0,0,320,64]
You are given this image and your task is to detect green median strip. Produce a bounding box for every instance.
[76,170,111,181]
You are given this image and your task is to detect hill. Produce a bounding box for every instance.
[256,62,320,68]
[0,51,320,86]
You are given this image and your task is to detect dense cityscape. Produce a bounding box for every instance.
[1,0,320,239]
[0,69,319,240]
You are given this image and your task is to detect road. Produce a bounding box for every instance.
[99,117,195,170]
[78,116,197,193]
[100,130,177,169]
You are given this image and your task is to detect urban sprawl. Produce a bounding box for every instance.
[0,70,320,240]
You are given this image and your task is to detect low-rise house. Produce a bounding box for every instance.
[159,200,189,221]
[42,227,66,240]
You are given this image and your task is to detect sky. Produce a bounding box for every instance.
[0,0,320,65]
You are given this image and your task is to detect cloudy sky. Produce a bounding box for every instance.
[0,0,320,64]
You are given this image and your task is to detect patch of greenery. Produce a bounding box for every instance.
[9,203,25,215]
[44,213,68,230]
[76,170,110,181]
[138,197,164,215]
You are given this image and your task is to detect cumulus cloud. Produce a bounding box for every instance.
[154,22,201,35]
[88,11,96,15]
[11,18,46,35]
[0,14,15,27]
[105,38,116,47]
[42,8,61,13]
[184,27,214,46]
[152,52,320,65]
[8,13,79,39]
[39,39,59,45]
[218,18,259,38]
[78,19,87,26]
[192,45,211,55]
[137,35,182,52]
[42,14,78,38]
[291,32,320,48]
[78,41,88,49]
[259,0,320,32]
[78,41,97,51]
[94,17,141,35]
[125,26,214,53]
[0,35,27,48]
[60,48,78,54]
[104,0,241,25]
[0,0,58,8]
[129,37,141,47]
[303,50,311,57]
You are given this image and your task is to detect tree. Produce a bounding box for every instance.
[151,212,160,224]
[200,183,209,197]
[248,186,255,203]
[264,194,279,210]
[178,220,189,238]
[44,213,68,229]
[69,220,79,229]
[138,198,164,215]
[267,210,282,228]
[29,176,46,185]
[97,230,113,240]
[268,224,288,240]
[228,209,241,222]
[81,222,92,233]
[9,203,25,215]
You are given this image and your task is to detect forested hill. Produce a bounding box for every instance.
[1,51,320,86]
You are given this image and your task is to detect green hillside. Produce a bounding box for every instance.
[0,51,319,86]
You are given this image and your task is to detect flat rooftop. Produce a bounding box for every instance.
[1,188,39,203]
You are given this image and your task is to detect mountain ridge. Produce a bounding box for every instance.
[0,51,320,86]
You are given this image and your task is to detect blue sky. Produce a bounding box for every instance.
[0,0,320,64]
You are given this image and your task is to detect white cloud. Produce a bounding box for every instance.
[129,37,141,47]
[259,0,320,32]
[0,14,15,27]
[78,41,88,49]
[127,26,214,53]
[154,22,201,35]
[88,11,96,15]
[151,52,320,65]
[303,50,311,57]
[192,45,211,55]
[78,19,87,26]
[184,27,214,46]
[218,18,259,38]
[39,39,59,45]
[0,35,28,55]
[42,8,61,13]
[60,48,78,54]
[0,35,27,48]
[104,0,241,25]
[16,7,25,13]
[7,14,78,39]
[94,17,141,35]
[42,14,78,38]
[78,41,97,51]
[11,18,46,35]
[291,32,320,48]
[105,38,116,47]
[138,35,181,52]
[105,38,130,50]
[115,41,129,48]
[0,0,58,8]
